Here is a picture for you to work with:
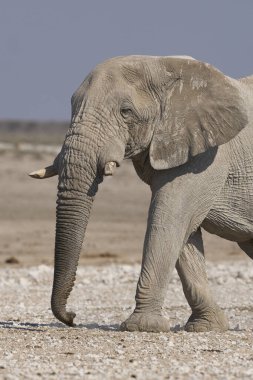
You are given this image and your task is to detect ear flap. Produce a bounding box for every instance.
[150,58,248,170]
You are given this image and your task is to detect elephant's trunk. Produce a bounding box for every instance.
[50,111,125,325]
[51,133,100,326]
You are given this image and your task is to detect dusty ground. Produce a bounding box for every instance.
[1,151,253,379]
[1,262,253,379]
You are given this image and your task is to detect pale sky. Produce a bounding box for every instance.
[1,0,252,120]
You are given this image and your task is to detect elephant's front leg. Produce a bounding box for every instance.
[120,191,187,332]
[176,228,229,332]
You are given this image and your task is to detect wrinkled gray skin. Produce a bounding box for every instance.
[33,56,253,332]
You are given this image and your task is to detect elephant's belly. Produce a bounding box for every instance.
[202,202,253,243]
[202,152,253,243]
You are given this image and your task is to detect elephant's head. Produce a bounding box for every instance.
[30,56,247,325]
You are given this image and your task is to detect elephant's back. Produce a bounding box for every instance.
[239,75,253,87]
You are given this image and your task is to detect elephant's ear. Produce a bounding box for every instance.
[149,58,248,170]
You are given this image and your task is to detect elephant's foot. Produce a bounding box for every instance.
[120,312,170,333]
[185,307,229,332]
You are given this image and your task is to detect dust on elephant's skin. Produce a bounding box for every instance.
[30,55,253,332]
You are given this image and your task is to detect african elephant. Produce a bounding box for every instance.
[30,55,253,332]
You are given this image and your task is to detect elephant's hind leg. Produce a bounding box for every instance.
[176,228,229,332]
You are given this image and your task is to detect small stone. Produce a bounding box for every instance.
[236,271,246,279]
[5,257,19,264]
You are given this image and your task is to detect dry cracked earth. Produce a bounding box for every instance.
[1,152,253,379]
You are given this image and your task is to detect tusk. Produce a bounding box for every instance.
[104,161,117,176]
[29,165,58,179]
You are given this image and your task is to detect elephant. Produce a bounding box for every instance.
[30,55,253,333]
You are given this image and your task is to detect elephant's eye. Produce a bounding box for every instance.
[120,107,134,120]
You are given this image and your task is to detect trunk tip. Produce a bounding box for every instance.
[52,307,76,327]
